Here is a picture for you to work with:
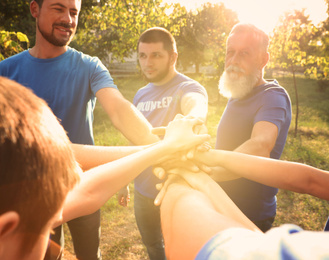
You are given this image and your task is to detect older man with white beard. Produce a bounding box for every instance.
[210,23,292,232]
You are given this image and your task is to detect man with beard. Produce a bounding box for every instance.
[122,27,208,260]
[211,23,292,232]
[0,0,159,259]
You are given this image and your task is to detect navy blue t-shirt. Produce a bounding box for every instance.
[134,73,208,198]
[216,81,291,221]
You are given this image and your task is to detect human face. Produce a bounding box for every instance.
[218,65,261,99]
[218,32,265,99]
[225,32,264,80]
[35,0,81,47]
[138,42,174,85]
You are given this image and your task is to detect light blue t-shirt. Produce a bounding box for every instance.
[196,224,329,260]
[133,73,208,198]
[215,81,292,221]
[0,47,117,144]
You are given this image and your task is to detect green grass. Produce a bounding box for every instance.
[63,74,329,259]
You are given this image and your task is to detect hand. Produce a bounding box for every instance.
[153,114,210,153]
[153,157,211,181]
[117,185,130,207]
[154,168,211,206]
[184,122,209,160]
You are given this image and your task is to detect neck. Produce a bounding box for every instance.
[0,233,49,260]
[257,77,267,87]
[30,33,68,59]
[153,69,178,86]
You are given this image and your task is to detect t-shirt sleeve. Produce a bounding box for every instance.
[181,80,208,101]
[254,87,291,132]
[90,57,118,95]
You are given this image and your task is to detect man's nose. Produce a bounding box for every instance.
[60,11,73,25]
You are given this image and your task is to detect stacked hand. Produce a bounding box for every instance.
[151,114,214,205]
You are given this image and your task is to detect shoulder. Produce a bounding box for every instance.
[67,48,108,71]
[176,73,208,97]
[0,50,27,64]
[134,83,154,100]
[263,80,289,96]
[67,47,102,64]
[260,80,291,105]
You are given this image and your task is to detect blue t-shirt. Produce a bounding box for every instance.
[196,224,329,260]
[216,81,292,221]
[0,47,117,144]
[134,73,208,198]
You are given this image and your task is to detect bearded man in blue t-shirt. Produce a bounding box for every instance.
[118,27,208,260]
[211,23,292,232]
[0,0,159,259]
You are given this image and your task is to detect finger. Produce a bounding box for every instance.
[196,142,212,153]
[186,148,195,160]
[173,114,184,120]
[152,127,166,136]
[191,134,211,147]
[154,175,176,206]
[200,164,212,173]
[153,167,166,180]
[156,183,163,191]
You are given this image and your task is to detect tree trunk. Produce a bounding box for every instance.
[292,67,299,137]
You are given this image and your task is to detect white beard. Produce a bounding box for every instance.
[218,65,261,99]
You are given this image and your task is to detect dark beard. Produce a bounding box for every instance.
[142,60,171,83]
[37,21,74,47]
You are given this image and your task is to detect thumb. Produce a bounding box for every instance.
[152,127,166,136]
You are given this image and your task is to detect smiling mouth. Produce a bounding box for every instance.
[57,27,71,32]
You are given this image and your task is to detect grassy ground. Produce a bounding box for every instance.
[63,74,329,259]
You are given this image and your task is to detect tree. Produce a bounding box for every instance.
[73,0,186,62]
[0,31,29,61]
[175,3,238,75]
[1,0,184,62]
[269,9,318,137]
[0,0,101,47]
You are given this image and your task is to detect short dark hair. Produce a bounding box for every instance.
[0,77,80,253]
[32,0,44,8]
[229,23,269,53]
[138,27,177,53]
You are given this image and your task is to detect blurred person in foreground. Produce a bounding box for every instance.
[0,0,160,258]
[156,147,329,259]
[0,76,209,260]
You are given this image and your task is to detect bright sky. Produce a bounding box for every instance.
[163,0,328,34]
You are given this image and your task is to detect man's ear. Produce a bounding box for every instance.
[170,52,178,66]
[30,0,40,19]
[0,212,20,239]
[261,52,270,68]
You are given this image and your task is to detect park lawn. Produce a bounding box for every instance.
[63,75,329,259]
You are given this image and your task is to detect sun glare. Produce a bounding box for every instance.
[163,0,328,34]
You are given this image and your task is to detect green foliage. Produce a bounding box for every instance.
[269,9,317,73]
[73,0,186,62]
[0,30,29,61]
[0,0,36,46]
[175,3,238,74]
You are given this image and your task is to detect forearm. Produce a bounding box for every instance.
[234,138,271,157]
[198,149,329,200]
[72,143,147,171]
[161,174,260,259]
[60,116,210,224]
[96,88,159,145]
[62,142,172,223]
[110,100,159,145]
